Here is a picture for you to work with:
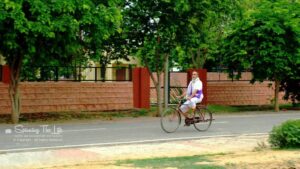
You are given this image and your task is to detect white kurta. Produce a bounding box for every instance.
[180,78,204,113]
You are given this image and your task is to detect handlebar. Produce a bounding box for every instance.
[173,98,187,105]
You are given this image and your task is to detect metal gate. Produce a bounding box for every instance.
[168,71,188,104]
[150,71,188,104]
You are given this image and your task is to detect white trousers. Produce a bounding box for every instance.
[180,97,203,113]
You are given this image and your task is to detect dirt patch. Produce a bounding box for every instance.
[214,150,300,169]
[33,135,300,169]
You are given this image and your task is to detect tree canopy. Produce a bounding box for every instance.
[175,0,242,70]
[123,0,224,114]
[220,0,300,111]
[0,0,122,123]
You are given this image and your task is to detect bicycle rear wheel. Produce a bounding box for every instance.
[193,107,212,131]
[160,107,181,133]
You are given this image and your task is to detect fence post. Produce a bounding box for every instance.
[187,68,207,105]
[2,65,10,84]
[140,68,150,109]
[133,68,141,108]
[95,67,97,82]
[132,67,150,109]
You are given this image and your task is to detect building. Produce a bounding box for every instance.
[82,56,139,81]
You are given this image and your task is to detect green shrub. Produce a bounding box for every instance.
[269,119,300,148]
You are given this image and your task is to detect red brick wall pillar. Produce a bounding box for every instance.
[133,68,141,108]
[132,67,150,109]
[2,65,10,84]
[187,69,207,105]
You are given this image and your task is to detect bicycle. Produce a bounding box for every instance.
[160,99,213,133]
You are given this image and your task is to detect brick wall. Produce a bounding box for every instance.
[150,72,289,105]
[0,82,133,114]
[207,72,252,81]
[207,81,288,105]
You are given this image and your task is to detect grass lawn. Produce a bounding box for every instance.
[207,104,296,113]
[0,107,157,124]
[113,148,300,169]
[116,154,226,169]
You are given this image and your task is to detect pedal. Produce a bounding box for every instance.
[184,118,193,126]
[184,123,190,127]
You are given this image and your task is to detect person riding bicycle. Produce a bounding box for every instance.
[177,71,204,125]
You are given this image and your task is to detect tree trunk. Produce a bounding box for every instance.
[156,75,162,116]
[147,65,162,117]
[274,79,280,112]
[191,48,207,69]
[100,57,108,82]
[164,54,169,109]
[9,55,23,124]
[9,78,21,124]
[100,63,106,82]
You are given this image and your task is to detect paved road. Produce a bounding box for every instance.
[0,111,299,153]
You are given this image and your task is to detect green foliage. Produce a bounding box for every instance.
[269,119,300,148]
[0,0,122,67]
[207,104,294,113]
[220,0,300,111]
[220,0,300,82]
[95,31,130,67]
[124,0,228,72]
[0,0,122,123]
[116,154,225,169]
[175,0,242,70]
[280,66,300,105]
[124,0,181,72]
[123,0,214,114]
[135,37,166,72]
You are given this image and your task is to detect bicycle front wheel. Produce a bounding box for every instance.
[193,107,213,131]
[160,107,181,133]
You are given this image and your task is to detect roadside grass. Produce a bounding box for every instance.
[0,107,157,124]
[0,104,296,124]
[116,154,226,169]
[207,104,295,114]
[114,149,300,169]
[270,147,300,151]
[253,141,269,152]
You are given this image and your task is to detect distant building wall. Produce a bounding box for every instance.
[0,82,133,114]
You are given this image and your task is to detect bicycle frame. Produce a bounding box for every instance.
[160,98,213,133]
[173,99,201,118]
